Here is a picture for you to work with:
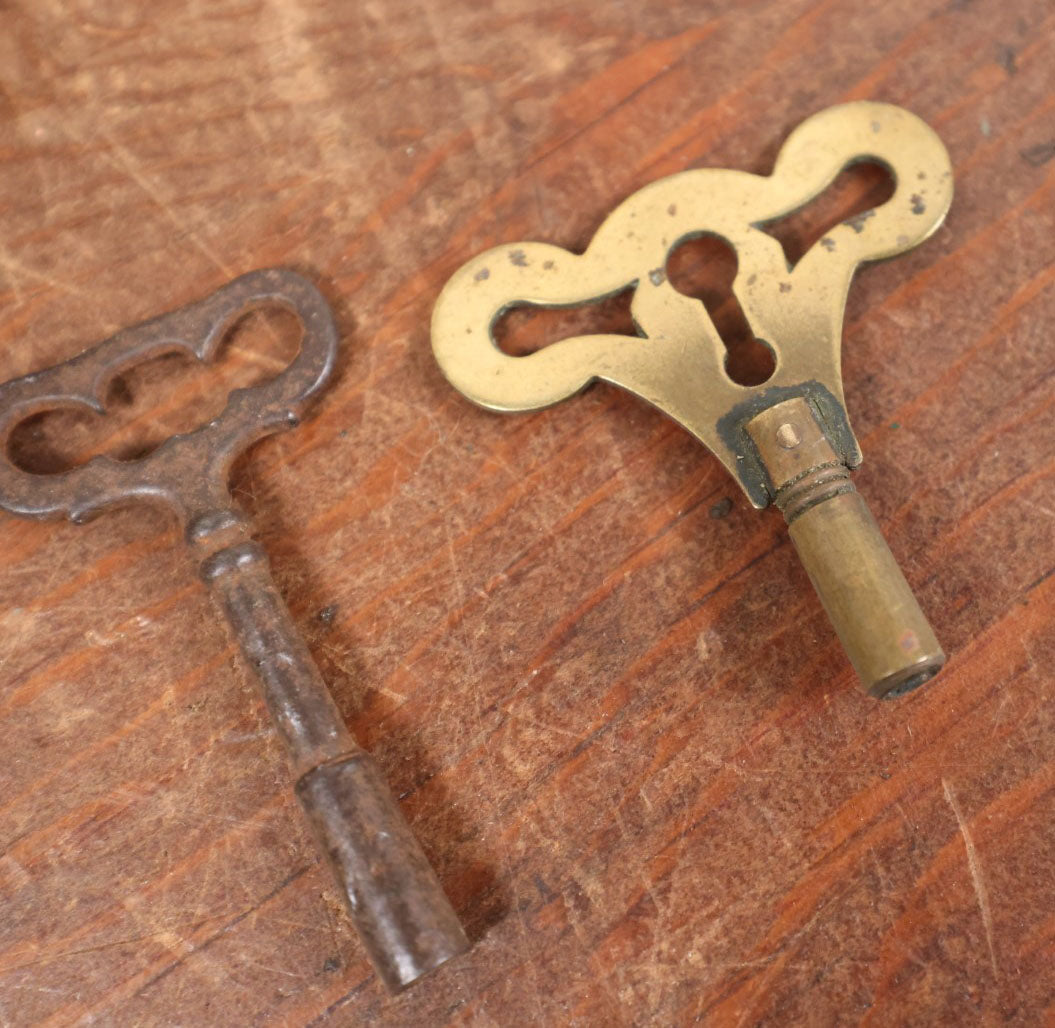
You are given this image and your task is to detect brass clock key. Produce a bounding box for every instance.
[431,102,952,699]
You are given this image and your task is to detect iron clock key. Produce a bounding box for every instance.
[0,269,469,992]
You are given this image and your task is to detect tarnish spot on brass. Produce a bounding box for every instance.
[846,209,876,233]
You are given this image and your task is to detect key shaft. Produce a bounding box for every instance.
[745,397,944,698]
[195,517,469,991]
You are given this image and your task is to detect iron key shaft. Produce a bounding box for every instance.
[195,521,469,992]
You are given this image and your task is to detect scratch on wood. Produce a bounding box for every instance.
[96,133,234,278]
[942,778,999,978]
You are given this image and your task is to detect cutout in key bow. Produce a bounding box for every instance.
[8,305,304,474]
[432,101,954,699]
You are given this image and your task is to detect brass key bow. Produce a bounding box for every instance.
[0,269,468,991]
[432,101,953,698]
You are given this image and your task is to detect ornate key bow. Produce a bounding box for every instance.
[432,102,953,698]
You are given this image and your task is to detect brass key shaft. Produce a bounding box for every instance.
[746,397,944,698]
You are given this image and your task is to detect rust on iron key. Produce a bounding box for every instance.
[0,268,469,992]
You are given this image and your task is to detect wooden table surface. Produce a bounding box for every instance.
[1,1,1052,1024]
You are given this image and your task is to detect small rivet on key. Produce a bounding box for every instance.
[775,422,801,449]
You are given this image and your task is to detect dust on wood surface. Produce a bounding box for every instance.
[0,1,1052,1024]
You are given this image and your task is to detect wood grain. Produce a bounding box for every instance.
[0,0,1053,1024]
